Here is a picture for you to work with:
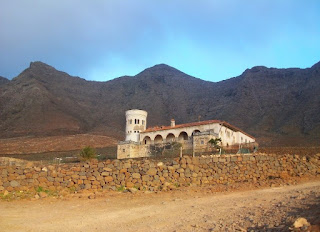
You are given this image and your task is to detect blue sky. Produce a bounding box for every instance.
[1,0,320,82]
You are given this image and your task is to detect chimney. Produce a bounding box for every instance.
[171,119,175,127]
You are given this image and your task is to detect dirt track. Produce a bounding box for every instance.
[0,181,319,232]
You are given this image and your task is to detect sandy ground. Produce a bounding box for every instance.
[0,134,117,155]
[0,181,319,232]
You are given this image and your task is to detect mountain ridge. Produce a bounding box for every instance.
[0,76,9,86]
[0,61,319,146]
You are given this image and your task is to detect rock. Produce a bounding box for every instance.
[34,194,40,199]
[293,217,310,228]
[177,168,184,173]
[39,192,48,198]
[88,194,96,199]
[25,162,33,168]
[147,168,157,176]
[132,173,141,179]
[101,172,109,176]
[128,188,138,194]
[142,175,150,182]
[10,180,20,187]
[157,162,164,167]
[3,190,9,197]
[126,182,134,188]
[42,167,48,172]
[105,176,113,182]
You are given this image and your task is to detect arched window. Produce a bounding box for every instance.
[192,130,200,136]
[154,135,163,144]
[178,131,188,141]
[143,136,151,145]
[166,133,175,142]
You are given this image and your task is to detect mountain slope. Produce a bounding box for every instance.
[0,61,319,146]
[0,76,9,86]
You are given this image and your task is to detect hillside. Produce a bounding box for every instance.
[0,76,9,86]
[0,61,319,146]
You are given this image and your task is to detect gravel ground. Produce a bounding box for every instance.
[0,180,319,232]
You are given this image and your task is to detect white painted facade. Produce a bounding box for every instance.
[118,110,256,159]
[125,109,147,142]
[139,121,255,147]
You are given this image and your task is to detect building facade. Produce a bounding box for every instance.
[117,109,256,159]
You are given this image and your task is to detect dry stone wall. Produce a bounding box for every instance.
[0,153,319,193]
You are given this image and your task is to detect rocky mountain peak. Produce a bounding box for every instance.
[28,61,59,73]
[242,66,269,75]
[136,64,191,79]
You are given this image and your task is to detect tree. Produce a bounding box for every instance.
[79,146,97,161]
[208,138,222,149]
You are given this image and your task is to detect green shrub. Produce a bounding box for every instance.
[79,146,97,161]
[117,185,126,192]
[36,186,47,193]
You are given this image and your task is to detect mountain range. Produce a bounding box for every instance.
[0,61,319,146]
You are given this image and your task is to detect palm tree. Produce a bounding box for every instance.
[208,138,222,149]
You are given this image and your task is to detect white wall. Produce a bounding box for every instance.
[140,123,255,146]
[125,109,147,142]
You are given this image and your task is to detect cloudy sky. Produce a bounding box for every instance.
[1,0,320,82]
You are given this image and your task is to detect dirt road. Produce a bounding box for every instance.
[1,181,319,232]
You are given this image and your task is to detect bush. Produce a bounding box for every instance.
[79,146,97,161]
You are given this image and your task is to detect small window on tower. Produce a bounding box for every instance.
[137,119,140,124]
[129,119,132,124]
[142,120,145,125]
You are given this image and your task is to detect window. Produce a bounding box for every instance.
[142,120,145,125]
[129,119,132,124]
[122,149,125,152]
[137,119,140,124]
[201,140,204,145]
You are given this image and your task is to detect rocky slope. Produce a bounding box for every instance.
[0,61,319,146]
[0,76,9,86]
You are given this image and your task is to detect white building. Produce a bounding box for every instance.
[117,109,256,159]
[125,109,147,142]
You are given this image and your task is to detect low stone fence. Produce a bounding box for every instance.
[0,153,319,193]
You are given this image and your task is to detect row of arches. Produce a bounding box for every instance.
[142,130,200,145]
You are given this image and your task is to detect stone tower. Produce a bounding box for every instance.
[125,109,147,142]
